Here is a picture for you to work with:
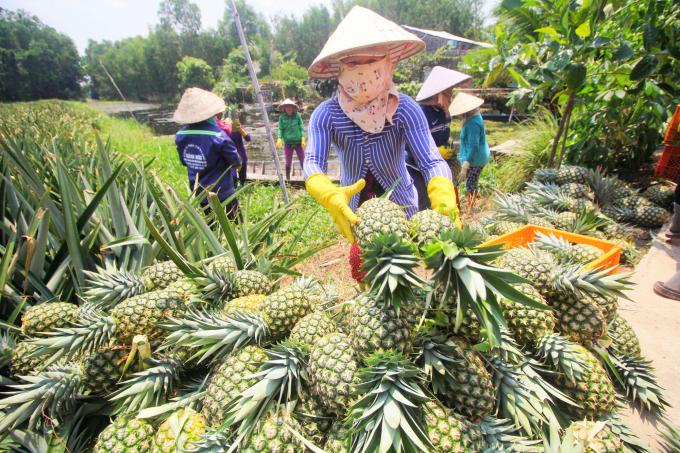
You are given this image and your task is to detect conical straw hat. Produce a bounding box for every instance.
[416,66,472,102]
[448,92,484,117]
[308,6,425,79]
[173,88,226,124]
[277,98,299,111]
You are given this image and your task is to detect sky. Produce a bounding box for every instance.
[0,0,496,54]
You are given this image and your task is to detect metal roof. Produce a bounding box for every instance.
[402,25,493,48]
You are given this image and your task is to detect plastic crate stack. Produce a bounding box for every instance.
[655,104,680,181]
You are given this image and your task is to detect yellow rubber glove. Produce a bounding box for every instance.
[427,176,462,228]
[306,174,366,243]
[276,138,283,149]
[237,122,247,137]
[301,137,307,148]
[237,166,242,172]
[438,146,453,160]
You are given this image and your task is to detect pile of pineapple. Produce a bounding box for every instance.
[475,165,672,243]
[1,192,674,453]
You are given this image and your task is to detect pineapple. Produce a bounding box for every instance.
[323,420,349,453]
[8,341,43,379]
[629,206,669,228]
[610,186,635,202]
[444,336,495,421]
[348,293,413,360]
[533,231,604,265]
[601,222,634,243]
[82,345,138,394]
[261,286,312,337]
[534,168,557,183]
[111,290,186,343]
[563,243,603,265]
[608,314,641,357]
[409,209,456,247]
[229,270,272,298]
[566,419,624,453]
[496,248,553,296]
[166,280,198,298]
[447,148,463,177]
[556,165,589,185]
[94,416,155,453]
[296,388,332,446]
[202,345,266,427]
[433,290,481,343]
[555,345,617,419]
[643,184,674,209]
[478,214,497,227]
[501,284,556,345]
[423,400,485,453]
[223,294,266,314]
[492,221,523,236]
[351,197,409,250]
[548,292,607,345]
[241,412,304,453]
[560,183,591,199]
[289,311,335,348]
[308,332,360,415]
[152,408,207,453]
[21,302,77,336]
[617,196,653,209]
[142,261,184,291]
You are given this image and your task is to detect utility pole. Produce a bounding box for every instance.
[228,0,289,204]
[336,0,344,20]
[100,61,147,137]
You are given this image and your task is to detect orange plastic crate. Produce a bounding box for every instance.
[654,144,680,182]
[480,225,621,274]
[664,105,680,143]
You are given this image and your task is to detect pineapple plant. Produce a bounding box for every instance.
[608,314,641,357]
[93,416,155,453]
[152,408,207,453]
[643,184,674,209]
[21,302,77,335]
[351,197,409,250]
[409,209,456,247]
[556,165,589,185]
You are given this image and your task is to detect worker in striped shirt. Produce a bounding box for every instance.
[303,6,461,246]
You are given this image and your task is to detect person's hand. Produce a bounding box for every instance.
[238,124,247,137]
[427,176,462,228]
[306,174,365,243]
[276,138,283,149]
[237,166,242,172]
[301,137,307,148]
[438,146,453,160]
[458,161,470,183]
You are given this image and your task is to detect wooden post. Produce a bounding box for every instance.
[99,61,147,137]
[228,0,289,204]
[337,0,345,20]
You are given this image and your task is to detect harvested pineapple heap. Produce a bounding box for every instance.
[1,196,674,453]
[474,165,673,243]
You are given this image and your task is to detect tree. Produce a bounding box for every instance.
[219,0,270,50]
[0,8,82,102]
[158,0,201,35]
[177,56,215,91]
[272,5,337,69]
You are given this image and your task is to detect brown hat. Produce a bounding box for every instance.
[448,92,484,117]
[277,98,299,112]
[173,88,225,124]
[308,6,424,79]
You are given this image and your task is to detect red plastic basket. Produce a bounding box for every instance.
[654,144,680,182]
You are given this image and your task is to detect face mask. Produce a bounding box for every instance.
[337,56,392,103]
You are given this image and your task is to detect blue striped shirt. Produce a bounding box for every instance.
[304,94,452,217]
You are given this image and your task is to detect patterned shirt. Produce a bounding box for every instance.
[304,94,452,217]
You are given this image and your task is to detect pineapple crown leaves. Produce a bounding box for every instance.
[610,353,670,414]
[189,263,238,305]
[28,310,117,368]
[423,227,550,347]
[532,231,574,254]
[109,354,183,415]
[588,168,622,206]
[479,416,542,453]
[540,423,587,453]
[0,362,85,434]
[348,351,434,453]
[490,192,533,223]
[0,331,17,369]
[159,307,270,364]
[183,430,237,453]
[137,375,210,420]
[597,411,651,453]
[659,418,680,453]
[412,328,464,394]
[550,264,634,300]
[534,334,587,385]
[487,357,573,438]
[83,267,147,309]
[360,233,427,312]
[480,329,526,365]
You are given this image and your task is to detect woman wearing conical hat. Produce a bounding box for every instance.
[450,92,490,211]
[405,66,471,211]
[304,6,461,247]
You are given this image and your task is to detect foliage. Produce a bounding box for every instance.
[277,60,308,83]
[397,81,423,97]
[219,47,252,85]
[177,56,215,91]
[158,0,201,36]
[0,8,83,102]
[272,5,337,69]
[393,46,457,84]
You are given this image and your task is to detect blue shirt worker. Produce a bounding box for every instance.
[450,92,490,212]
[406,66,472,211]
[173,87,242,220]
[304,6,462,247]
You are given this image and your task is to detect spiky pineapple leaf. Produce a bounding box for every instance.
[610,354,670,413]
[534,334,587,385]
[660,418,680,453]
[597,411,650,453]
[413,329,463,394]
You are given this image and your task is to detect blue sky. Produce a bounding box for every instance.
[1,0,495,54]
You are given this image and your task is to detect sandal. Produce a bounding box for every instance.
[653,281,680,301]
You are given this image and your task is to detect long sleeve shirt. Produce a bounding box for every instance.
[277,112,305,146]
[405,104,451,169]
[459,115,490,167]
[175,121,242,203]
[303,94,452,218]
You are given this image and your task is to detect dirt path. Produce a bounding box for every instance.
[618,220,680,451]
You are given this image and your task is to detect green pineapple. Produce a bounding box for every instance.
[409,209,456,247]
[548,292,608,345]
[8,341,43,380]
[166,280,198,298]
[556,165,589,185]
[152,408,207,453]
[608,314,641,357]
[94,416,155,453]
[201,345,266,427]
[617,196,654,209]
[21,302,77,336]
[555,344,617,419]
[423,400,485,453]
[601,222,634,243]
[351,197,409,250]
[533,231,604,265]
[348,293,413,360]
[560,183,591,198]
[261,286,312,337]
[111,290,186,343]
[142,261,184,291]
[496,248,553,295]
[501,284,556,345]
[610,186,635,202]
[296,388,333,446]
[642,184,674,209]
[229,270,272,298]
[308,332,360,415]
[223,294,266,314]
[82,345,139,394]
[323,420,349,453]
[629,206,669,228]
[492,221,523,235]
[289,311,335,348]
[241,412,304,453]
[447,148,463,177]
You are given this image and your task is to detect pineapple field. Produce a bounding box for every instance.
[0,100,678,453]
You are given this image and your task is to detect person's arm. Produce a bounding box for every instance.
[461,121,482,165]
[218,135,241,167]
[175,136,187,167]
[298,113,305,138]
[303,105,332,179]
[277,115,284,139]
